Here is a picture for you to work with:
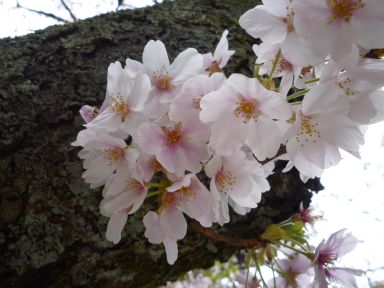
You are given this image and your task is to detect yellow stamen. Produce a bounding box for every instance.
[234,99,259,123]
[110,95,130,121]
[103,147,124,165]
[329,0,365,22]
[161,123,184,144]
[153,70,173,91]
[216,171,237,193]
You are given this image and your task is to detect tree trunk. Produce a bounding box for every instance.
[0,0,322,287]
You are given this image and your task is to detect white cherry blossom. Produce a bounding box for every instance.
[143,208,187,265]
[284,83,364,178]
[239,0,323,65]
[125,40,203,118]
[100,177,147,244]
[72,129,139,189]
[205,151,270,225]
[253,42,305,96]
[168,73,226,124]
[203,30,235,74]
[86,62,151,138]
[312,229,362,288]
[200,73,292,160]
[319,45,384,124]
[136,120,210,177]
[293,0,384,61]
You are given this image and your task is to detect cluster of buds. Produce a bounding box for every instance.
[73,0,384,278]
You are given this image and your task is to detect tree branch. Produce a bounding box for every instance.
[60,0,77,22]
[16,0,68,23]
[190,221,266,248]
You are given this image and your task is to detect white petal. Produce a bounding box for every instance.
[143,211,164,244]
[239,6,287,44]
[262,0,288,17]
[246,120,282,161]
[160,208,187,240]
[163,238,178,265]
[143,40,170,73]
[129,74,151,111]
[136,123,165,155]
[171,48,203,84]
[199,85,237,123]
[125,58,145,78]
[106,211,128,244]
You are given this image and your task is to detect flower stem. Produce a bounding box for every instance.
[276,242,309,257]
[269,49,281,81]
[286,237,310,252]
[271,260,277,288]
[286,89,309,101]
[254,256,268,288]
[245,250,252,288]
[146,190,161,199]
[304,78,319,84]
[290,100,302,106]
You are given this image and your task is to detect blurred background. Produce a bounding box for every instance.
[1,1,383,287]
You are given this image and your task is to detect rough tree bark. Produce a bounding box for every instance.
[0,0,322,287]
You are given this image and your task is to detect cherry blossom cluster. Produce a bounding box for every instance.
[256,207,363,288]
[73,0,384,273]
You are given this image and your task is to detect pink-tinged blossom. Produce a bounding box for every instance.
[200,73,292,160]
[143,174,214,264]
[284,82,364,178]
[168,73,226,123]
[86,62,151,138]
[239,0,323,65]
[253,42,305,96]
[312,229,362,288]
[203,30,235,73]
[72,129,139,189]
[136,121,210,177]
[143,208,187,265]
[293,0,384,61]
[292,204,320,227]
[205,151,270,225]
[125,40,203,118]
[135,151,165,182]
[267,253,312,288]
[166,174,215,226]
[79,105,100,123]
[100,177,147,244]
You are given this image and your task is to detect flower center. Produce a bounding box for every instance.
[276,58,293,74]
[207,61,221,74]
[110,95,130,121]
[192,96,202,110]
[150,157,164,172]
[295,113,321,146]
[282,6,295,33]
[153,70,173,91]
[216,171,236,193]
[162,123,184,145]
[329,0,365,21]
[162,192,177,208]
[129,179,143,192]
[234,99,259,123]
[337,77,355,96]
[176,186,196,201]
[103,147,124,165]
[317,252,338,266]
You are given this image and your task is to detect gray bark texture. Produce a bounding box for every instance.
[0,0,322,287]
